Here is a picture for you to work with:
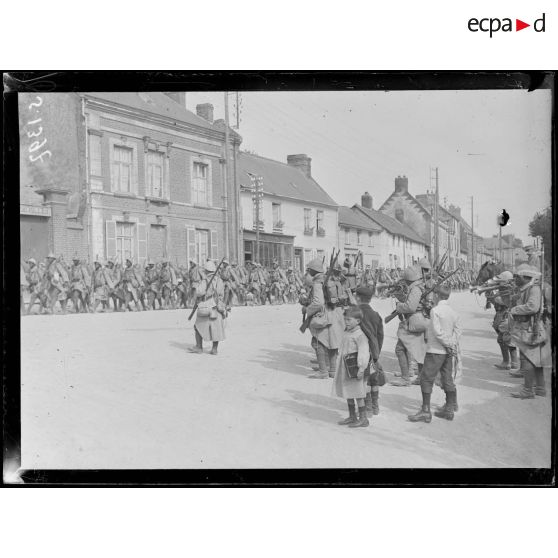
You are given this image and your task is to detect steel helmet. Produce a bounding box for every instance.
[204,260,216,272]
[496,271,513,281]
[418,258,431,270]
[402,266,421,282]
[27,258,37,265]
[306,258,324,273]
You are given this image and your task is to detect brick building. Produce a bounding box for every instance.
[19,92,242,266]
[238,152,338,271]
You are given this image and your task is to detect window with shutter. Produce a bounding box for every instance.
[105,220,117,260]
[187,227,196,263]
[137,223,147,266]
[210,230,218,259]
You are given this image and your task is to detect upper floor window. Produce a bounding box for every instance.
[344,228,350,245]
[112,145,133,193]
[304,208,312,232]
[357,230,362,245]
[316,210,324,231]
[368,232,373,247]
[192,162,209,205]
[272,203,282,227]
[147,150,165,198]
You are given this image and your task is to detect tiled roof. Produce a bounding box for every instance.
[238,152,338,207]
[354,204,427,245]
[84,92,219,130]
[338,206,382,232]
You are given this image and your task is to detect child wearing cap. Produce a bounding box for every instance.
[333,306,371,428]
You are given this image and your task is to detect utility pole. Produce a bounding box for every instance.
[235,92,240,129]
[434,167,439,266]
[498,224,502,264]
[223,92,232,260]
[470,196,474,271]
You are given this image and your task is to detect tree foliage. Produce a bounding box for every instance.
[528,207,552,265]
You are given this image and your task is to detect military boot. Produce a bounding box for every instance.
[494,343,511,369]
[365,393,373,415]
[348,406,370,428]
[338,401,357,425]
[511,369,535,399]
[408,406,432,423]
[434,391,456,420]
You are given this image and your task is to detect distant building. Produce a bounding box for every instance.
[352,192,428,268]
[378,175,462,270]
[19,92,242,265]
[337,204,383,268]
[238,152,338,271]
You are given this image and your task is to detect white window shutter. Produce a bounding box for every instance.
[137,223,147,266]
[187,227,196,263]
[105,220,117,260]
[210,230,218,259]
[164,156,170,199]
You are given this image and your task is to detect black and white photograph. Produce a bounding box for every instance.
[4,73,555,481]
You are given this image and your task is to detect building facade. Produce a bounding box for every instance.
[337,204,383,268]
[239,152,338,271]
[352,193,428,269]
[378,176,462,270]
[19,92,242,266]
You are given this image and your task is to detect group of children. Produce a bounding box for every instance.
[332,284,461,428]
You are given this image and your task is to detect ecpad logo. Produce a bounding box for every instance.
[468,13,546,37]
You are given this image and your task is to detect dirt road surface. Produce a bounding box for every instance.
[20,292,553,469]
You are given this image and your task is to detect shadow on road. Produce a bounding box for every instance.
[249,343,316,376]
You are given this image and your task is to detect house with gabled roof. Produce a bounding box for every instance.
[378,175,462,269]
[238,152,338,271]
[351,192,428,269]
[337,204,383,268]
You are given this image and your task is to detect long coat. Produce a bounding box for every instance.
[332,326,370,399]
[395,280,426,364]
[510,281,552,368]
[194,275,226,342]
[307,273,344,350]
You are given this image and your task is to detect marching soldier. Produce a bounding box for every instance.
[342,256,357,293]
[69,256,91,313]
[91,261,111,313]
[509,265,551,399]
[122,258,143,311]
[220,259,236,308]
[189,260,227,355]
[390,266,427,387]
[159,260,173,309]
[188,259,205,308]
[144,260,161,310]
[105,259,123,311]
[25,258,46,315]
[45,252,69,314]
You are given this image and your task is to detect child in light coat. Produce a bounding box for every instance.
[333,306,371,428]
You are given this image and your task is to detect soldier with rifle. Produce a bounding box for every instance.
[188,258,227,355]
[300,251,345,380]
[388,266,428,387]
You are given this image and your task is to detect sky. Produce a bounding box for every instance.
[185,89,551,243]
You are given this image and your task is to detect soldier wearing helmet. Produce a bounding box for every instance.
[302,257,345,380]
[509,264,550,399]
[189,259,227,355]
[390,265,427,387]
[489,270,520,371]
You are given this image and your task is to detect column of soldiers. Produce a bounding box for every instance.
[22,251,475,316]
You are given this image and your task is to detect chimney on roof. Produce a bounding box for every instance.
[287,154,311,178]
[361,192,373,209]
[196,103,214,123]
[448,204,461,219]
[394,175,409,194]
[163,92,186,107]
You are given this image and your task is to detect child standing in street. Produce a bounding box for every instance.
[408,284,462,423]
[333,306,371,428]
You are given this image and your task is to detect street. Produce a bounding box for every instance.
[20,291,552,469]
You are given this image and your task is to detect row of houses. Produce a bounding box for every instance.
[19,92,495,271]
